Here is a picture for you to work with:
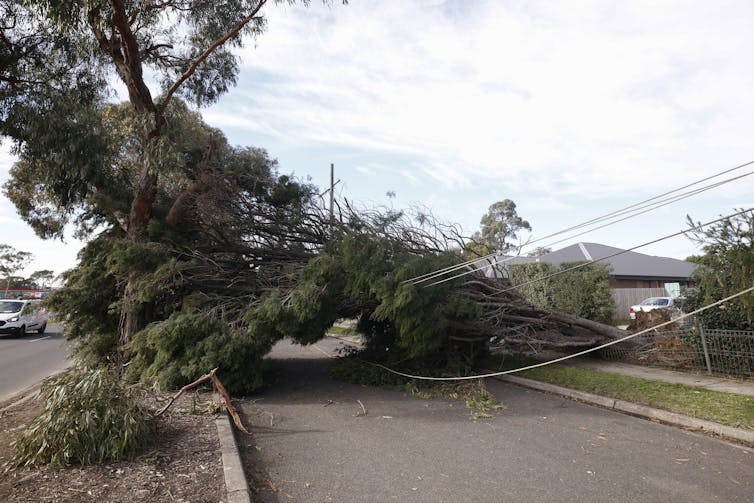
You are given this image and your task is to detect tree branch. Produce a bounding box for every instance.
[158,0,268,115]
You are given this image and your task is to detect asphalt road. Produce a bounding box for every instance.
[241,338,754,503]
[0,323,71,403]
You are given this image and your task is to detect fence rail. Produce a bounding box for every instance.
[600,326,754,378]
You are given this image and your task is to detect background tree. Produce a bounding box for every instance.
[1,0,345,354]
[681,210,754,329]
[28,269,55,289]
[471,199,531,254]
[526,246,552,257]
[0,244,32,294]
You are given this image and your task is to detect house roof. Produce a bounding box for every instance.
[479,242,697,280]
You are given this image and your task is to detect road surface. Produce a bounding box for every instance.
[0,323,70,403]
[240,338,754,503]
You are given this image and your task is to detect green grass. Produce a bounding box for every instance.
[327,325,361,336]
[486,355,754,429]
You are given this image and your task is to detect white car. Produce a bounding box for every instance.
[0,300,49,336]
[629,297,675,320]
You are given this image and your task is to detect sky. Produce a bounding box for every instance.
[2,0,754,278]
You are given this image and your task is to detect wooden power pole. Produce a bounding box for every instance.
[329,163,334,227]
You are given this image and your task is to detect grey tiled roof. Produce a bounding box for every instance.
[479,242,697,280]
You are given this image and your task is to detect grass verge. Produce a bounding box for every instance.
[327,325,361,337]
[486,355,754,429]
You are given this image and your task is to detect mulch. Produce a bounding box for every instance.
[0,392,226,503]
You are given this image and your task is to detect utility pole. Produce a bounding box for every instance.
[329,163,335,227]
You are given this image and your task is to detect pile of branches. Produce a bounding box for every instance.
[462,276,627,352]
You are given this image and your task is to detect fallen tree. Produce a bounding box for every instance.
[7,100,626,389]
[244,204,631,367]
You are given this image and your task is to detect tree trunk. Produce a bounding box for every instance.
[118,166,158,359]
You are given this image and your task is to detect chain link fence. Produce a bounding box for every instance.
[600,325,754,379]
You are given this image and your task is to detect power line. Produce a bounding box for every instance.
[404,159,754,285]
[410,167,754,285]
[363,284,754,382]
[412,168,754,287]
[411,176,735,287]
[424,206,753,288]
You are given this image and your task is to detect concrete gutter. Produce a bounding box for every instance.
[216,411,253,503]
[491,374,754,447]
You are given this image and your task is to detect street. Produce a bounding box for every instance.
[241,338,754,503]
[0,323,70,403]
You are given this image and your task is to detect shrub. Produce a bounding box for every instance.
[508,261,614,323]
[10,367,154,467]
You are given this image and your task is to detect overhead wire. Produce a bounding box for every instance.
[404,159,754,285]
[423,206,753,288]
[416,174,748,287]
[410,167,754,285]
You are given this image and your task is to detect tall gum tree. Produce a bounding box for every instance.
[1,0,344,355]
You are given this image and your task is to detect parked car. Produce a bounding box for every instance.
[629,296,675,320]
[0,299,49,336]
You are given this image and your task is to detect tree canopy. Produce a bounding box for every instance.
[0,244,32,293]
[682,211,754,329]
[471,199,531,254]
[1,0,345,350]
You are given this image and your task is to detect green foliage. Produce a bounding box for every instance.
[247,229,483,364]
[472,199,531,253]
[0,244,33,292]
[509,261,614,323]
[329,353,411,388]
[683,211,754,329]
[27,269,55,289]
[10,366,154,467]
[126,312,268,395]
[33,105,323,388]
[681,288,753,330]
[47,234,122,364]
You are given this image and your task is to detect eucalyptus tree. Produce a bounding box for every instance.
[476,199,531,253]
[1,0,344,353]
[0,244,32,294]
[28,269,55,289]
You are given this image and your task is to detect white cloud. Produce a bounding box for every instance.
[4,0,749,267]
[207,0,754,202]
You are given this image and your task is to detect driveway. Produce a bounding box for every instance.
[239,339,753,503]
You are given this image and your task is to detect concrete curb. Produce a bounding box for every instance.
[0,383,42,413]
[0,367,70,412]
[492,374,754,447]
[216,411,253,503]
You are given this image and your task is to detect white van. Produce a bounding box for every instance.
[0,300,49,336]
